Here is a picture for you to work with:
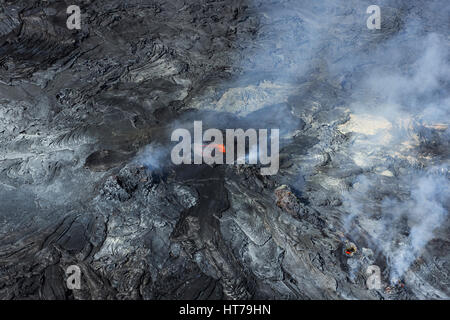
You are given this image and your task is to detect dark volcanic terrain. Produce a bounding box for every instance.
[0,0,449,299]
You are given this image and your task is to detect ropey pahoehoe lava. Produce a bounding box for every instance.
[0,0,448,300]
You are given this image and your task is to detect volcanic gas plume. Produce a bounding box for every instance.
[0,0,448,300]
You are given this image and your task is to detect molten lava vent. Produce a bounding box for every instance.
[203,144,226,153]
[344,242,358,257]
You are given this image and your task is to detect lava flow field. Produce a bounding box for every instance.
[0,0,448,300]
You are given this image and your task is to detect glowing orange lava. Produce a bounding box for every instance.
[203,144,226,153]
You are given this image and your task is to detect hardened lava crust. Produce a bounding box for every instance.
[0,0,448,299]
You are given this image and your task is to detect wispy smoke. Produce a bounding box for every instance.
[242,0,449,283]
[344,168,449,282]
[236,0,449,283]
[236,0,450,283]
[387,172,449,281]
[340,1,449,282]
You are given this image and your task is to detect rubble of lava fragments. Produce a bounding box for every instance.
[0,0,448,300]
